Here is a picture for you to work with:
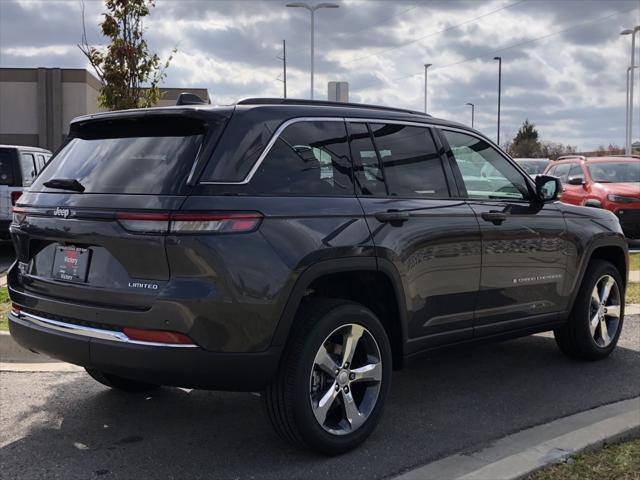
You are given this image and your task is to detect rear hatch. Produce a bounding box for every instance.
[11,108,231,310]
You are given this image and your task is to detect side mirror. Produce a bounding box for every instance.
[535,175,561,202]
[567,175,585,186]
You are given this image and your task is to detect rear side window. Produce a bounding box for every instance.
[369,123,449,198]
[20,153,37,186]
[349,123,386,196]
[0,149,15,185]
[31,117,209,195]
[249,120,353,196]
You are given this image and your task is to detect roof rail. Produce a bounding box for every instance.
[176,92,209,106]
[607,154,640,159]
[556,155,587,161]
[236,97,431,117]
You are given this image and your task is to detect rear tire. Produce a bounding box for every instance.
[85,368,161,393]
[554,259,624,360]
[264,298,392,455]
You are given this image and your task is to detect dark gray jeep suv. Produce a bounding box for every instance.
[8,98,629,454]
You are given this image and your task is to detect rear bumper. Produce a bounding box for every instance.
[8,312,282,391]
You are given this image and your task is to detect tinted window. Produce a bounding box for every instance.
[250,121,353,196]
[349,123,386,196]
[443,130,530,201]
[552,163,571,183]
[20,153,37,186]
[32,118,206,195]
[0,149,15,185]
[369,123,449,198]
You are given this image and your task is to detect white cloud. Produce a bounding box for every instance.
[1,0,638,149]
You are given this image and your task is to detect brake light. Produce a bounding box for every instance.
[10,191,22,205]
[116,211,262,234]
[122,327,195,345]
[12,206,26,225]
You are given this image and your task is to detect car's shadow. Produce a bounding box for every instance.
[1,333,639,480]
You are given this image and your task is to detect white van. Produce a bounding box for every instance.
[0,145,52,239]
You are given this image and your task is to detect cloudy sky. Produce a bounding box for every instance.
[1,0,639,150]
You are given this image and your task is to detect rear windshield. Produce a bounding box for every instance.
[31,117,210,195]
[0,149,15,185]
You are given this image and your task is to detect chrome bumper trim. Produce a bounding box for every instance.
[11,310,198,348]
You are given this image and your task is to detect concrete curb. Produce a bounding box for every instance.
[393,397,640,480]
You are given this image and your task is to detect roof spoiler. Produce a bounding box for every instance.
[176,93,210,106]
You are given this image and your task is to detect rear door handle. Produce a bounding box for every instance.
[374,211,410,224]
[481,211,508,225]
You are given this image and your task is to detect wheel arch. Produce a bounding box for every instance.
[271,258,408,369]
[567,237,629,314]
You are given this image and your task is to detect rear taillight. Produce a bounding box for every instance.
[116,211,262,234]
[10,191,22,206]
[170,212,262,233]
[12,206,26,225]
[122,327,195,345]
[115,212,170,234]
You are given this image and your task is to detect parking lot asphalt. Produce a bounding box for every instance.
[1,317,638,480]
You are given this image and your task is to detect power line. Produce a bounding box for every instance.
[346,0,527,65]
[391,5,640,82]
[349,4,421,35]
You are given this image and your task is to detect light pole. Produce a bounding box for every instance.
[424,63,432,113]
[621,26,639,154]
[494,56,502,146]
[626,65,639,152]
[287,2,339,100]
[466,102,475,128]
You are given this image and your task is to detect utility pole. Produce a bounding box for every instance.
[276,40,287,98]
[424,63,432,113]
[494,56,502,146]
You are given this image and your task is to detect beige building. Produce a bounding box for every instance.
[0,67,210,151]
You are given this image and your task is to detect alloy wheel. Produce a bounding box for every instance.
[589,275,621,348]
[309,323,383,436]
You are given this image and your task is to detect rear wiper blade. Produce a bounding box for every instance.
[43,178,85,192]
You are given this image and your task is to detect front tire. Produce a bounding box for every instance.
[554,259,625,360]
[85,368,161,392]
[264,299,392,455]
